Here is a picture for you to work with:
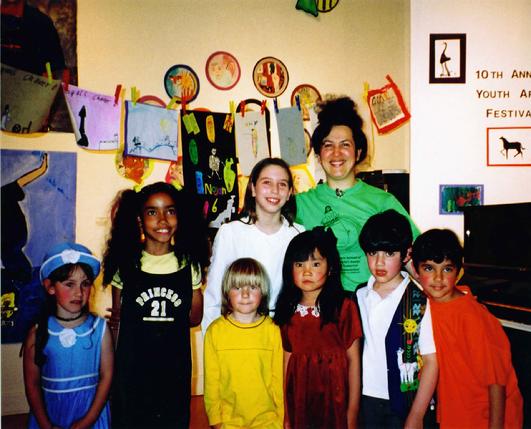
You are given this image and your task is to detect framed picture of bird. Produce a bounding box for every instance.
[429,34,466,84]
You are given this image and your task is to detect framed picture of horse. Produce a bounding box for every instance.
[487,126,530,166]
[429,34,466,84]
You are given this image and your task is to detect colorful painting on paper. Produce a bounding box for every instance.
[115,151,154,187]
[1,64,61,133]
[487,127,530,167]
[63,84,120,150]
[439,184,484,215]
[181,110,238,228]
[1,149,76,343]
[234,110,270,176]
[276,106,307,166]
[367,75,410,134]
[124,100,178,161]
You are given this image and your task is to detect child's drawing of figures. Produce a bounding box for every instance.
[125,101,178,161]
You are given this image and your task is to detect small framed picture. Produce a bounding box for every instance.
[487,127,530,166]
[439,184,484,215]
[429,34,466,84]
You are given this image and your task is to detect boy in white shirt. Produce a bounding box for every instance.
[356,209,437,428]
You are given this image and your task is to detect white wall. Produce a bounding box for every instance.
[410,0,531,236]
[1,0,410,414]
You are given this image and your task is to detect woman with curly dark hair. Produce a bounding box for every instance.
[295,96,419,293]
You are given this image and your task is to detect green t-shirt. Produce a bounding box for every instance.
[295,181,419,291]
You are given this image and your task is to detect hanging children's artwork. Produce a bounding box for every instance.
[205,51,241,90]
[165,157,184,190]
[1,149,76,343]
[163,64,200,103]
[291,84,321,121]
[63,84,120,150]
[276,106,307,166]
[252,57,289,98]
[234,110,270,176]
[1,64,61,134]
[290,164,316,194]
[181,110,238,228]
[124,100,179,161]
[115,151,153,187]
[366,74,410,134]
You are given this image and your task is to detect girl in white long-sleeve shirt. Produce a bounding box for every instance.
[202,157,304,334]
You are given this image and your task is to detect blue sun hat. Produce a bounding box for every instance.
[39,242,101,282]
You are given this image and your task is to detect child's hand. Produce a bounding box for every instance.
[105,307,120,331]
[70,419,90,429]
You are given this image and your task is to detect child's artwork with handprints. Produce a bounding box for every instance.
[124,101,178,161]
[181,111,238,228]
[63,84,120,150]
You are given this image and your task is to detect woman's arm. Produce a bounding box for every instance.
[346,338,361,429]
[71,322,114,429]
[404,352,438,429]
[190,288,203,327]
[488,384,505,429]
[23,326,54,429]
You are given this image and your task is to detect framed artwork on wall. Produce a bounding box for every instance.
[439,184,484,215]
[486,126,530,166]
[205,51,241,90]
[429,34,466,84]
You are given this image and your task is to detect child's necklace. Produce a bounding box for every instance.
[55,312,85,322]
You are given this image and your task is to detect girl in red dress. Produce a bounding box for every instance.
[274,227,362,429]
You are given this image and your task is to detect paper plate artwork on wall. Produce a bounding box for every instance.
[252,57,289,98]
[291,84,321,121]
[205,51,241,90]
[164,64,200,102]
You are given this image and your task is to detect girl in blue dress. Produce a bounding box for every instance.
[23,242,113,429]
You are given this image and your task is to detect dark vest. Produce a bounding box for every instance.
[385,280,427,418]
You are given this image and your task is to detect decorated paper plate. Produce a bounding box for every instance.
[205,51,241,90]
[163,64,199,102]
[291,84,322,121]
[252,56,289,98]
[317,0,340,12]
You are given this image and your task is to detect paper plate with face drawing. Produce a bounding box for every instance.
[164,64,200,102]
[252,57,289,98]
[206,51,241,90]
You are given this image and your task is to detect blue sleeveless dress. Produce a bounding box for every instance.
[28,314,110,429]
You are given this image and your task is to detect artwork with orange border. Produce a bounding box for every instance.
[366,75,410,134]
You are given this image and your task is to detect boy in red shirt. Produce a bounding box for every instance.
[412,229,523,428]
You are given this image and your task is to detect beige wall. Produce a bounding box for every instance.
[1,0,410,414]
[410,0,531,236]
